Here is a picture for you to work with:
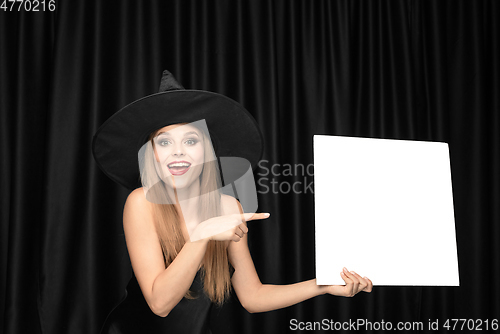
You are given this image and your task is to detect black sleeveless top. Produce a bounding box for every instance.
[100,270,213,334]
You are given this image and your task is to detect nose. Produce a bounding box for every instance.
[172,142,185,157]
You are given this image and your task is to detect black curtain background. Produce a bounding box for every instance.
[1,1,499,333]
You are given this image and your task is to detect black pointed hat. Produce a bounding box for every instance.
[92,70,264,190]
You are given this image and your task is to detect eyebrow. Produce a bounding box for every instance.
[156,131,200,137]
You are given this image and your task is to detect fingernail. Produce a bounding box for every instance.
[264,213,270,217]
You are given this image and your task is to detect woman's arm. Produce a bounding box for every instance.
[123,190,267,317]
[228,223,372,313]
[228,235,321,313]
[123,188,209,317]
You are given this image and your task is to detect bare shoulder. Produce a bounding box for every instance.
[123,188,155,229]
[220,194,243,215]
[220,193,238,207]
[122,189,166,305]
[126,187,149,208]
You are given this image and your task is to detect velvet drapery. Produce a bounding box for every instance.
[1,1,498,333]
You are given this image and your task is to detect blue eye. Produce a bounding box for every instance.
[185,138,198,146]
[158,139,171,146]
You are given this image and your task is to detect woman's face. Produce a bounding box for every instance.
[153,123,205,190]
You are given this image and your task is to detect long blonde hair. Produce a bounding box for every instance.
[139,123,232,305]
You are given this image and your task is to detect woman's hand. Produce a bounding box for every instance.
[190,213,270,242]
[323,267,373,297]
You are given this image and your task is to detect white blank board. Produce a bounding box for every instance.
[314,135,459,286]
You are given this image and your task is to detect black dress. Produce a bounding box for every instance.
[100,270,213,334]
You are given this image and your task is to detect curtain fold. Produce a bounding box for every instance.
[1,1,498,333]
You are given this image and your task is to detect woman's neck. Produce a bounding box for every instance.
[169,179,203,235]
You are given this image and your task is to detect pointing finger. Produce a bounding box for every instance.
[242,213,270,221]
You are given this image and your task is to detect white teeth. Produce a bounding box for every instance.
[168,162,191,168]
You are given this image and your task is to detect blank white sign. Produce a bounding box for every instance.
[314,135,459,286]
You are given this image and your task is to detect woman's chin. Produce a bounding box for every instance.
[161,175,199,191]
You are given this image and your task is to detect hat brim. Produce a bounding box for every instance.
[92,90,263,190]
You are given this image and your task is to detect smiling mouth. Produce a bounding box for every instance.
[167,161,192,176]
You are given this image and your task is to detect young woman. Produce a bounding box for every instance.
[93,71,372,334]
